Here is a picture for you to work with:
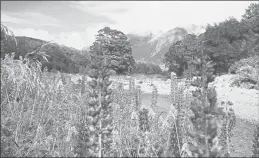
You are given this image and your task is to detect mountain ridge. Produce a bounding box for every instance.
[127,25,205,64]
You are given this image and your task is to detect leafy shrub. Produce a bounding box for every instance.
[229,56,259,74]
[134,62,162,75]
[229,56,259,89]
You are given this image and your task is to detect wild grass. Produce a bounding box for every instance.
[1,45,258,157]
[1,53,88,157]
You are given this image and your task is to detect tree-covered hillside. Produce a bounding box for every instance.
[1,36,90,73]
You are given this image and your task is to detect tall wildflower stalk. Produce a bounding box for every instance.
[167,72,183,157]
[137,87,154,157]
[252,64,259,157]
[171,72,177,104]
[252,126,259,157]
[187,40,224,157]
[81,42,113,157]
[129,77,136,107]
[219,99,236,157]
[81,75,86,95]
[135,85,142,111]
[61,73,66,85]
[151,85,158,110]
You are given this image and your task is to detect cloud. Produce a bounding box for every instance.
[55,32,86,49]
[72,1,254,34]
[1,11,60,27]
[11,28,55,42]
[1,13,29,25]
[9,27,86,50]
[75,1,254,48]
[1,1,255,50]
[1,1,116,32]
[83,23,112,43]
[69,1,130,15]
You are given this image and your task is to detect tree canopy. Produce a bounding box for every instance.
[164,3,259,76]
[90,27,135,74]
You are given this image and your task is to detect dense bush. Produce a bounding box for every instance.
[229,56,259,89]
[229,56,259,74]
[134,62,162,75]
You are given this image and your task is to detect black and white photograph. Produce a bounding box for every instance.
[1,1,259,157]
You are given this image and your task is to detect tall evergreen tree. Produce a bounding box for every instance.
[203,18,248,74]
[241,2,259,56]
[94,27,135,74]
[164,34,198,76]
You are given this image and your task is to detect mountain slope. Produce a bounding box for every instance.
[128,25,205,64]
[1,36,89,73]
[127,33,153,60]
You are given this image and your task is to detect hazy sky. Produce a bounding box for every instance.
[1,1,255,49]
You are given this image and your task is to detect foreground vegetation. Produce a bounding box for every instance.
[1,51,258,157]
